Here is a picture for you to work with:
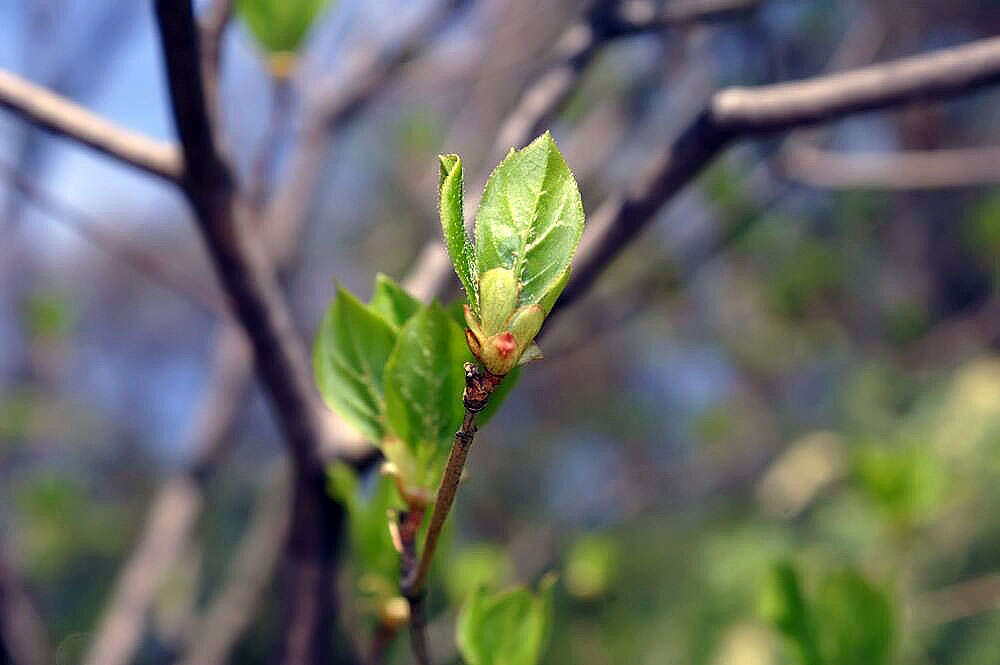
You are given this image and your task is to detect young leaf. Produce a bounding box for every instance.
[456,576,556,665]
[383,303,470,489]
[759,561,821,665]
[238,0,332,54]
[313,286,397,444]
[440,154,478,312]
[475,132,584,308]
[815,570,894,665]
[370,273,420,329]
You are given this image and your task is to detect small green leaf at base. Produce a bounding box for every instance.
[384,303,471,491]
[313,286,397,444]
[238,0,332,55]
[457,575,556,665]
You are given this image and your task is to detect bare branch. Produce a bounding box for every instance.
[0,68,183,182]
[780,142,1000,190]
[153,4,352,664]
[177,469,292,665]
[0,547,49,665]
[562,34,1000,307]
[198,0,234,127]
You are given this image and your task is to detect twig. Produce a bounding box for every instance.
[0,158,226,316]
[0,546,49,665]
[198,0,234,129]
[780,142,1000,190]
[177,468,292,665]
[0,68,182,182]
[561,34,1000,308]
[401,365,501,599]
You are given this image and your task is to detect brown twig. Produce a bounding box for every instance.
[0,68,182,182]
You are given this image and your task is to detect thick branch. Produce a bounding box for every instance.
[153,3,348,665]
[0,68,182,182]
[562,34,1000,306]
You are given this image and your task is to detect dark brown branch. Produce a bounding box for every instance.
[0,68,182,182]
[561,34,1000,307]
[0,547,49,665]
[153,3,352,665]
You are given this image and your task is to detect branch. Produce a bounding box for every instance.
[0,158,225,316]
[780,142,1000,190]
[0,68,182,182]
[198,0,234,128]
[561,34,1000,307]
[177,470,292,665]
[152,3,351,665]
[0,547,49,665]
[262,0,469,265]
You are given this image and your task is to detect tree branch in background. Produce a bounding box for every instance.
[0,158,226,316]
[780,142,1000,190]
[562,34,1000,307]
[0,547,49,665]
[0,69,183,182]
[84,5,460,663]
[198,0,234,129]
[177,469,292,665]
[152,3,353,664]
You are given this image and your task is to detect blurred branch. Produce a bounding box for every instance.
[780,142,1000,190]
[562,34,1000,307]
[177,469,292,665]
[0,158,226,316]
[406,0,763,299]
[916,573,1000,626]
[263,0,471,264]
[153,4,356,665]
[85,4,461,663]
[0,546,49,665]
[198,0,234,128]
[0,68,183,182]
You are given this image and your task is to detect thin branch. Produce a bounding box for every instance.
[177,469,292,665]
[0,546,49,665]
[0,158,226,316]
[780,142,1000,190]
[0,68,183,182]
[262,0,469,265]
[198,0,234,128]
[561,34,1000,307]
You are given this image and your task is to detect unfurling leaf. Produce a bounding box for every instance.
[313,286,396,444]
[383,303,471,493]
[440,154,478,312]
[475,131,584,308]
[439,132,584,376]
[456,575,556,665]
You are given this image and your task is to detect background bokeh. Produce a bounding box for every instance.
[2,1,1000,664]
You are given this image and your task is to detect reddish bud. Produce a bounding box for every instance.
[493,332,517,358]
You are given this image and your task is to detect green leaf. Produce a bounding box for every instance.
[456,576,556,665]
[313,286,397,444]
[370,273,420,329]
[440,154,478,312]
[383,303,470,489]
[444,544,514,603]
[328,462,404,588]
[475,131,584,308]
[238,0,331,54]
[815,570,893,665]
[759,562,821,665]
